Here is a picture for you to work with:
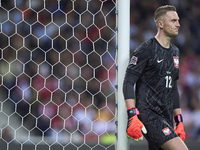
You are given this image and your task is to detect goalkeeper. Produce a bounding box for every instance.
[123,5,188,150]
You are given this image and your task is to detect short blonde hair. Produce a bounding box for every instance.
[154,5,177,23]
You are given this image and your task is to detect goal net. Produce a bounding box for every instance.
[0,0,116,149]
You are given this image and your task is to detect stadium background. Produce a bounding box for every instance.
[0,0,200,150]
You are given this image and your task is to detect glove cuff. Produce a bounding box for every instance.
[127,107,139,119]
[174,114,183,125]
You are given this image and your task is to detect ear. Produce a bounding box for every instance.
[158,21,164,29]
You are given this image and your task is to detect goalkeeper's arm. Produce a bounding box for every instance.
[172,81,186,141]
[123,70,147,142]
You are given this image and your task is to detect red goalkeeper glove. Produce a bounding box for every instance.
[126,107,147,142]
[174,114,186,141]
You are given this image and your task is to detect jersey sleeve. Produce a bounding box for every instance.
[123,42,150,100]
[172,81,180,109]
[126,42,150,77]
[172,45,180,109]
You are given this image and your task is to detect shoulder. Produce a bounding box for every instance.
[170,43,180,54]
[134,38,154,53]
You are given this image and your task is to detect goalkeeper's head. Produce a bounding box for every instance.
[153,5,180,37]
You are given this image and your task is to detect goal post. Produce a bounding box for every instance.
[115,0,130,150]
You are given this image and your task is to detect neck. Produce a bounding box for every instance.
[155,33,171,48]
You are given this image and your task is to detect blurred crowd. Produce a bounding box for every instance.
[0,0,200,145]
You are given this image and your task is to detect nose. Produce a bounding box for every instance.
[177,21,180,27]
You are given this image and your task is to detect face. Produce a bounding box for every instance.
[160,11,180,37]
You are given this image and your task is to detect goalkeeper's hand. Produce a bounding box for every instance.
[126,107,147,142]
[174,114,186,141]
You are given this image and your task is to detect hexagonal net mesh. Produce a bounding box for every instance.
[0,0,116,149]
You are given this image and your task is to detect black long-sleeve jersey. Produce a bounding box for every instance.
[123,38,180,125]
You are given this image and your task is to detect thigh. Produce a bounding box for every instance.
[143,117,178,149]
[161,137,188,150]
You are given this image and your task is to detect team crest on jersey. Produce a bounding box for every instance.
[162,127,171,136]
[173,57,179,68]
[130,56,138,65]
